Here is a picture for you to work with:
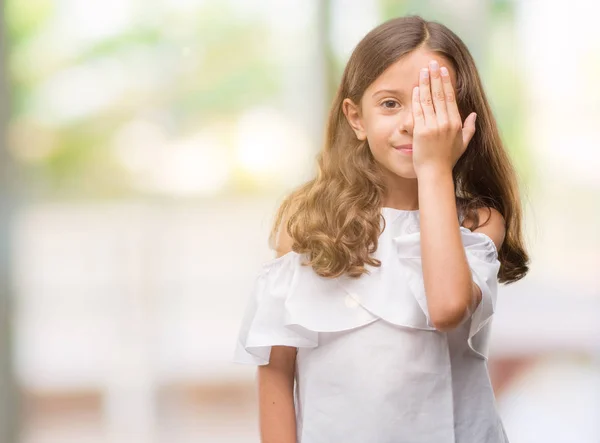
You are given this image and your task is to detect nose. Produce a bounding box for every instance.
[398,110,414,136]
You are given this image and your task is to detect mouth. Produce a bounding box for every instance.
[394,144,413,154]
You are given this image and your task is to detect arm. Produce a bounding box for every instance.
[257,211,298,443]
[412,60,505,332]
[258,346,297,443]
[418,166,472,331]
[419,172,506,331]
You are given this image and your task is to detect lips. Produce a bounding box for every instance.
[394,144,413,152]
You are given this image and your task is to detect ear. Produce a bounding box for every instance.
[342,98,367,141]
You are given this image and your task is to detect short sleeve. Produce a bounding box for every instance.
[460,227,502,360]
[233,253,318,366]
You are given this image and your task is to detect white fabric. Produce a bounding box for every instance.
[233,207,508,443]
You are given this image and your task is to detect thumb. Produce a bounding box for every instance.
[462,112,477,148]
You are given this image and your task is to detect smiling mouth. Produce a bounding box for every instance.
[394,144,413,153]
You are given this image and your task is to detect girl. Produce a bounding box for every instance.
[234,15,529,443]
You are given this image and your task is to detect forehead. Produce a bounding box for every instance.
[365,48,458,98]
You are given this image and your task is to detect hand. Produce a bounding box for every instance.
[411,60,477,176]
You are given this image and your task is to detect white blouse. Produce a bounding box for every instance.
[234,207,510,443]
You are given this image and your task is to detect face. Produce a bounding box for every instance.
[343,48,458,181]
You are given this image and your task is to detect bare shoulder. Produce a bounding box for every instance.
[463,206,506,251]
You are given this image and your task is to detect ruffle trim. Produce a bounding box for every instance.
[234,213,501,365]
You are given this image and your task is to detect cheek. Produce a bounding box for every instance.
[366,115,401,144]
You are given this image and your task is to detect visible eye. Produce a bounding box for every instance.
[381,99,400,109]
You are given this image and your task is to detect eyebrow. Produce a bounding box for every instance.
[371,89,409,99]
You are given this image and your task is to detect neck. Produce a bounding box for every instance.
[381,174,419,211]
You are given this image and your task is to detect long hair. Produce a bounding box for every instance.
[269,15,529,284]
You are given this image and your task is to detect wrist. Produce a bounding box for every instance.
[415,163,453,181]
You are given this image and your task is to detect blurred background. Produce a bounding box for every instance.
[0,0,599,442]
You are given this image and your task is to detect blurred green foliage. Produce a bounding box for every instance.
[6,1,280,198]
[5,0,531,198]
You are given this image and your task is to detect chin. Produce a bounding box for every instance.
[387,164,417,180]
[372,152,417,180]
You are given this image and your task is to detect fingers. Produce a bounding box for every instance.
[429,60,448,127]
[412,86,424,129]
[416,61,472,149]
[418,68,436,126]
[440,66,461,128]
[461,112,477,148]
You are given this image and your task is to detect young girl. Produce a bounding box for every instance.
[234,15,529,443]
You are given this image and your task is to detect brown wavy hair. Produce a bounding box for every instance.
[268,15,529,284]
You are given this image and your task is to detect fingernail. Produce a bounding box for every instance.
[421,69,429,78]
[430,60,439,70]
[440,67,449,76]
